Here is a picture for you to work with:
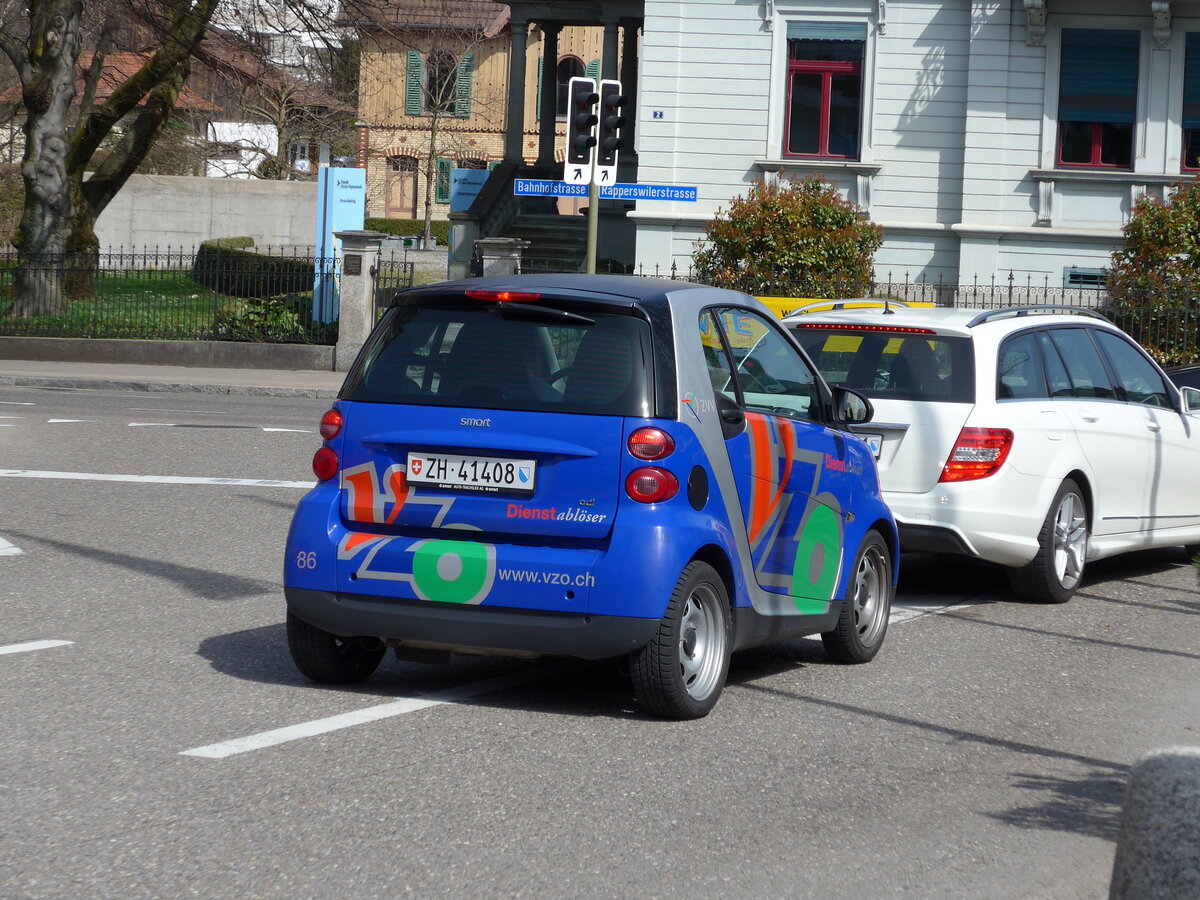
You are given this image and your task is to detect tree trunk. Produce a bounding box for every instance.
[423,111,441,248]
[6,0,84,318]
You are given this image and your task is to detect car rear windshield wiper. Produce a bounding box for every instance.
[491,302,595,326]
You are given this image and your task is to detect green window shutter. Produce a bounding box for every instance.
[536,65,543,118]
[585,59,600,81]
[406,51,424,116]
[488,159,501,170]
[435,158,452,202]
[455,53,474,118]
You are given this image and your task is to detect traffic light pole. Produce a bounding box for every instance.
[586,177,598,274]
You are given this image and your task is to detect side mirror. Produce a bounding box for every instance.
[1183,386,1200,414]
[833,385,874,424]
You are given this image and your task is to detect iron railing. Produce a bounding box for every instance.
[0,247,417,345]
[510,258,1200,366]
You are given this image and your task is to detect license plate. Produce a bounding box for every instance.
[407,452,536,495]
[860,432,883,458]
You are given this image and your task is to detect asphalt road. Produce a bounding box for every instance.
[1,384,1197,899]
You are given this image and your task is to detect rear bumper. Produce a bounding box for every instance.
[286,587,660,660]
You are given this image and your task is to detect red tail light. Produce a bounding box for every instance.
[464,289,542,302]
[625,467,679,503]
[627,427,675,461]
[939,428,1013,482]
[319,409,343,440]
[312,446,339,481]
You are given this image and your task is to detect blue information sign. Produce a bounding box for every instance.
[314,167,366,324]
[514,179,698,202]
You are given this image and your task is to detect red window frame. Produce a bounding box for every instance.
[1057,121,1132,169]
[784,57,861,159]
[1184,130,1200,172]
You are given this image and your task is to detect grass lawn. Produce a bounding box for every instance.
[0,268,334,343]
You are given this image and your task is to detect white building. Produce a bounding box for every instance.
[630,0,1198,286]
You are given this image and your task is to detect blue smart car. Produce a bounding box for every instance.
[284,275,897,718]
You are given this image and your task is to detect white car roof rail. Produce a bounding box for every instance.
[966,305,1112,328]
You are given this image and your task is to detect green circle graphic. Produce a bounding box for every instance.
[791,504,841,611]
[412,540,492,604]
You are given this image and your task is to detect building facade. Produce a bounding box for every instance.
[633,0,1198,285]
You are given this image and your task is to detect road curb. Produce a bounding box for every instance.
[0,374,338,399]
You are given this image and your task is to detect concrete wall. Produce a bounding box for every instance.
[95,173,319,252]
[0,336,334,371]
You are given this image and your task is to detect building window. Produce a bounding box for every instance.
[426,50,458,113]
[784,23,866,159]
[1058,29,1138,169]
[435,157,452,203]
[1184,33,1200,170]
[556,57,584,118]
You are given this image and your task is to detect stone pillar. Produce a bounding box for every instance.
[619,21,640,160]
[1109,747,1200,900]
[506,19,530,163]
[602,18,619,79]
[474,237,530,276]
[536,23,561,167]
[333,229,387,372]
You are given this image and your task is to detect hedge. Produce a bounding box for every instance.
[365,217,451,246]
[191,239,314,298]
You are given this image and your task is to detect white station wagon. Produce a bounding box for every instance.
[785,303,1200,603]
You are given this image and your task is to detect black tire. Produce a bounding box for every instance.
[1009,478,1089,604]
[287,612,385,684]
[630,561,731,720]
[1185,544,1200,561]
[821,530,892,664]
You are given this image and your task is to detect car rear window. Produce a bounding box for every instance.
[793,327,975,403]
[342,302,652,416]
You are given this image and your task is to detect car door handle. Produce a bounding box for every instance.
[1081,415,1099,423]
[1146,422,1162,433]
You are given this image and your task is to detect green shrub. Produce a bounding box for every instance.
[1107,182,1200,363]
[215,298,306,342]
[192,243,314,298]
[204,236,256,251]
[693,177,883,298]
[364,217,451,246]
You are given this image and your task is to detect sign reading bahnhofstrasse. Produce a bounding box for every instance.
[514,179,698,201]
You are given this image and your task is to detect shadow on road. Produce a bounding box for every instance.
[5,530,275,602]
[987,767,1126,839]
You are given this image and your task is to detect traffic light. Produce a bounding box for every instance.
[596,79,626,167]
[566,76,599,166]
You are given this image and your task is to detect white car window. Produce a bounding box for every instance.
[1092,330,1172,408]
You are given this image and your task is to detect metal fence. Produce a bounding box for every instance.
[0,247,416,345]
[514,257,1200,366]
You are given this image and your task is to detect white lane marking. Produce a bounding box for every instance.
[0,640,73,656]
[262,428,312,433]
[0,415,24,418]
[0,401,34,406]
[128,422,175,427]
[0,469,312,489]
[47,419,97,424]
[181,667,553,759]
[0,537,23,556]
[128,407,228,415]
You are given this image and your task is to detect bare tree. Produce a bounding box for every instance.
[0,0,224,315]
[345,0,508,247]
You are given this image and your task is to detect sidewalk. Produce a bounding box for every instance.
[0,358,344,399]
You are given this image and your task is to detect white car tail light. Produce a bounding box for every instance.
[939,427,1013,482]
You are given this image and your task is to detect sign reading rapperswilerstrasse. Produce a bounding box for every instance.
[514,179,698,201]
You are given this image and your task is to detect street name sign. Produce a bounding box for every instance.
[514,179,698,201]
